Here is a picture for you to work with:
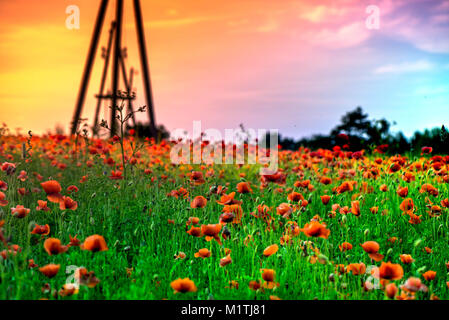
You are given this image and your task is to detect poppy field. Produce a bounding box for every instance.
[1,131,449,300]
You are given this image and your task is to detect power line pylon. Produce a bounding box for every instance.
[71,0,157,137]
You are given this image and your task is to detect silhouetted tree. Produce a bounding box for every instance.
[276,106,448,155]
[128,122,170,141]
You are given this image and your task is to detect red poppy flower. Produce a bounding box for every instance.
[59,196,78,210]
[11,205,30,218]
[81,235,108,252]
[41,180,63,203]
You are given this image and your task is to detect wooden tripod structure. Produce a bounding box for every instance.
[71,0,156,137]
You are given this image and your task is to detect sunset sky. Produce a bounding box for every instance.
[0,0,448,139]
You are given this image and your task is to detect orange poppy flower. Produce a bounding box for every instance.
[280,234,292,246]
[388,162,401,174]
[377,262,404,280]
[263,244,279,257]
[219,211,235,224]
[190,196,207,208]
[396,186,408,198]
[420,183,439,196]
[59,284,79,297]
[399,198,415,213]
[170,278,197,294]
[236,182,252,194]
[31,224,50,236]
[351,200,361,216]
[336,181,354,194]
[287,191,304,202]
[423,270,436,281]
[400,254,414,264]
[175,252,186,260]
[300,221,330,239]
[379,184,388,192]
[261,269,275,282]
[220,254,232,267]
[190,171,205,185]
[68,234,81,247]
[0,180,7,191]
[216,192,242,205]
[186,226,202,237]
[36,200,50,212]
[39,264,60,278]
[81,235,108,252]
[44,238,68,255]
[194,248,211,258]
[276,203,293,218]
[320,195,331,205]
[360,241,384,261]
[17,187,27,196]
[10,205,30,218]
[0,244,21,259]
[401,277,428,293]
[347,263,366,275]
[67,185,79,193]
[385,283,398,299]
[408,212,422,225]
[427,205,442,217]
[186,217,200,226]
[109,170,123,180]
[41,180,63,203]
[339,242,353,251]
[201,224,222,237]
[226,280,239,289]
[75,267,100,288]
[59,196,78,210]
[28,259,38,268]
[249,280,261,291]
[402,172,415,183]
[222,204,243,224]
[320,176,332,185]
[441,198,449,208]
[0,191,8,206]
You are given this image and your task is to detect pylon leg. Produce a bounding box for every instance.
[71,0,109,135]
[110,0,124,136]
[93,22,115,136]
[133,0,157,138]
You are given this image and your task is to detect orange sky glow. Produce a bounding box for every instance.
[1,0,448,138]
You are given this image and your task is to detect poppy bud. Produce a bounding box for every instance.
[341,215,347,224]
[414,239,422,247]
[386,248,393,256]
[364,229,370,236]
[318,254,329,264]
[417,266,426,273]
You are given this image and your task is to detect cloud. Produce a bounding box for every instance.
[299,5,347,23]
[307,22,370,48]
[373,60,434,74]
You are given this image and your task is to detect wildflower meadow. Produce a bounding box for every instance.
[1,125,448,300]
